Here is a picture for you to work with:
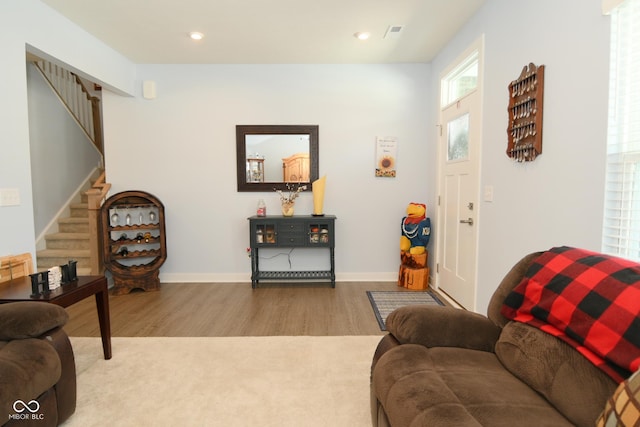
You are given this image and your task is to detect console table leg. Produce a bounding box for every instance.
[251,248,259,289]
[330,247,336,288]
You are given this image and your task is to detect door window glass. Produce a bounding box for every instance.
[447,113,469,161]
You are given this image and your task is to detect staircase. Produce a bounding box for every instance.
[29,57,111,275]
[37,194,92,275]
[36,170,110,275]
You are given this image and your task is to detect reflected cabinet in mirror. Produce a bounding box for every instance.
[236,125,319,192]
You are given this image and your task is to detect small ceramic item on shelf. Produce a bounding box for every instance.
[111,211,119,226]
[149,211,157,222]
[275,183,305,217]
[281,201,294,217]
[257,199,266,217]
[125,214,131,225]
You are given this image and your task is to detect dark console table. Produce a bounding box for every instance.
[248,215,336,288]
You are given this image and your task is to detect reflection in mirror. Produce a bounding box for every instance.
[236,125,319,192]
[245,134,309,182]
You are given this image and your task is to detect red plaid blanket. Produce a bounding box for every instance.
[501,246,640,383]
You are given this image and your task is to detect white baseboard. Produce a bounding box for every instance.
[159,273,249,283]
[334,272,398,281]
[159,272,401,283]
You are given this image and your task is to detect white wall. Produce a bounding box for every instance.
[429,0,611,312]
[103,64,431,281]
[0,0,135,259]
[27,63,103,236]
[1,0,614,296]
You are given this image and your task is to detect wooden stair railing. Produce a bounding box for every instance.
[85,171,111,275]
[33,60,103,155]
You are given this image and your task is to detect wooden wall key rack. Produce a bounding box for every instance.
[507,63,544,162]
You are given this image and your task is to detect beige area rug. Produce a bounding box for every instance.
[61,336,382,427]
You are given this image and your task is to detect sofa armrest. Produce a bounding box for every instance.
[46,326,77,423]
[386,305,501,352]
[0,302,68,340]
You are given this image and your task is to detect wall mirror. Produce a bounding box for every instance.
[236,125,319,192]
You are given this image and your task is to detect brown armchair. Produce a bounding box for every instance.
[371,251,620,427]
[0,302,76,426]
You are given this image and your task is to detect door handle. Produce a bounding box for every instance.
[460,218,474,226]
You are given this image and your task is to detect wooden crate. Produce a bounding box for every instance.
[0,253,34,283]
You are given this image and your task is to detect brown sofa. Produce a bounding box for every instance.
[0,302,76,426]
[371,250,628,427]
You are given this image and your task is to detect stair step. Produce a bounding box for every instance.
[58,217,89,233]
[70,203,89,218]
[37,249,91,269]
[44,232,90,250]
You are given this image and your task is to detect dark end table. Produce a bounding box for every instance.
[0,275,112,359]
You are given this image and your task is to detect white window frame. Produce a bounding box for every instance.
[602,0,640,260]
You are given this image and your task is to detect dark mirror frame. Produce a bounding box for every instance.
[236,125,319,192]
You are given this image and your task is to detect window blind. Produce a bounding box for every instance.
[602,0,640,260]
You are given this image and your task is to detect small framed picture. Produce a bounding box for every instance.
[375,136,397,178]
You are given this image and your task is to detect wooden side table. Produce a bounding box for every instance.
[0,275,112,359]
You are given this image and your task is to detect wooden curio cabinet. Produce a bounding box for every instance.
[101,190,167,295]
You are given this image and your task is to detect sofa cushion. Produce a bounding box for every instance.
[496,321,617,427]
[0,302,68,341]
[501,246,640,382]
[372,344,574,427]
[0,338,61,420]
[597,368,640,426]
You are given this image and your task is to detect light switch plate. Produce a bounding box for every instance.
[0,188,21,206]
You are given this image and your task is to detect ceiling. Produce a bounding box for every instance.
[40,0,485,64]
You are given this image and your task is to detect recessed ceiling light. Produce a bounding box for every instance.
[354,32,370,41]
[189,32,204,40]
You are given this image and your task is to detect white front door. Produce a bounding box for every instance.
[437,94,481,310]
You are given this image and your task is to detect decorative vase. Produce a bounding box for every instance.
[312,175,327,216]
[282,201,295,217]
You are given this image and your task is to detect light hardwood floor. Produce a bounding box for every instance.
[63,281,422,337]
